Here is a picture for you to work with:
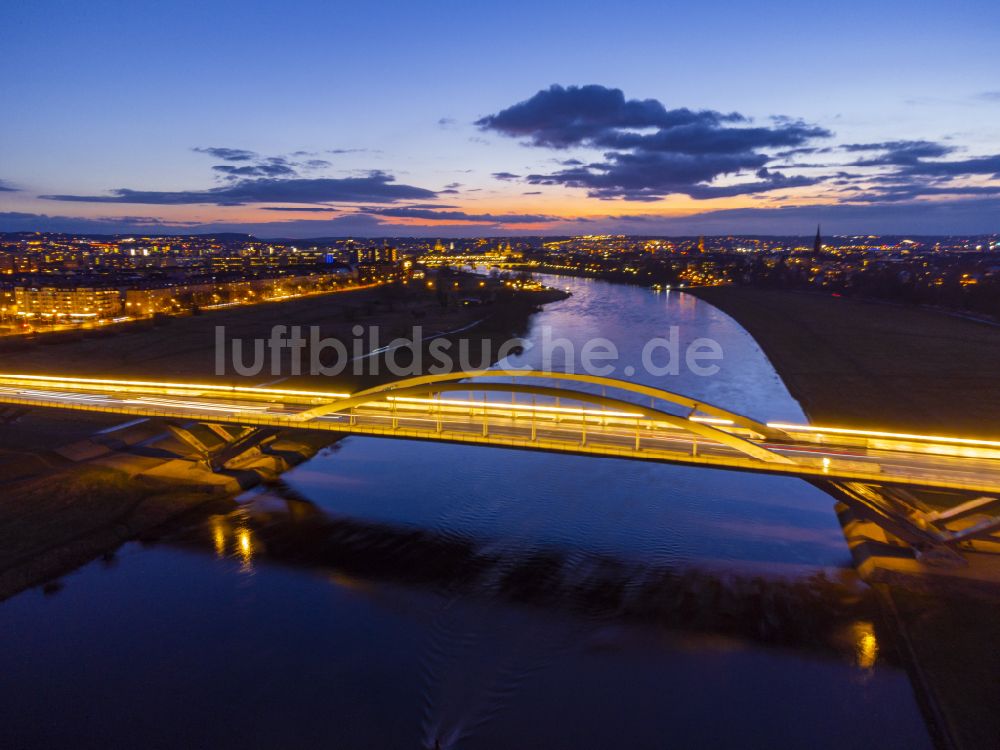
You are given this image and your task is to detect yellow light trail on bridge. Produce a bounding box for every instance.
[0,373,737,424]
[0,373,351,399]
[5,374,1000,447]
[767,422,1000,449]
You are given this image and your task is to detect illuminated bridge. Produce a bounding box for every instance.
[1,370,999,559]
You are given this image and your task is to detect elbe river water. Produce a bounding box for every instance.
[0,276,932,748]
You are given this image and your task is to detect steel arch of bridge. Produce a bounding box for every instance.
[294,369,793,465]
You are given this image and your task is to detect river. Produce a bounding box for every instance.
[0,276,933,748]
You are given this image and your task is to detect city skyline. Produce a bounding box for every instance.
[2,0,999,237]
[3,7,1000,744]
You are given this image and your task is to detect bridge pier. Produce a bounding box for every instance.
[208,427,280,472]
[817,480,1000,567]
[163,421,280,472]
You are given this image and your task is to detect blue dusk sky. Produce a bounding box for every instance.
[1,0,998,237]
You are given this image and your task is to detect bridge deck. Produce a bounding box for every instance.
[2,373,1000,494]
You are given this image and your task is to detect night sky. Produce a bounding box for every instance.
[2,0,998,236]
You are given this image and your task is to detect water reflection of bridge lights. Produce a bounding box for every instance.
[853,622,879,670]
[207,517,256,571]
[237,527,254,571]
[212,520,226,558]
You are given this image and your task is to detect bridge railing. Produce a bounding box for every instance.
[769,422,1000,460]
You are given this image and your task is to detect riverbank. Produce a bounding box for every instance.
[688,287,1000,435]
[688,285,1000,750]
[0,280,568,601]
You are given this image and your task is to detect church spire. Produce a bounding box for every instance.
[813,224,822,255]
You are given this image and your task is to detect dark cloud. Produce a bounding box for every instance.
[395,203,459,210]
[843,139,953,156]
[213,158,298,179]
[36,147,396,210]
[366,207,557,224]
[527,153,819,201]
[41,171,437,206]
[476,84,746,148]
[0,210,548,238]
[839,140,1000,195]
[491,171,520,181]
[194,148,345,182]
[899,155,1000,178]
[0,211,390,236]
[0,212,201,233]
[774,146,830,159]
[259,206,336,212]
[843,139,957,166]
[478,84,830,200]
[599,197,1000,235]
[0,180,17,192]
[592,120,828,154]
[848,184,1000,203]
[192,147,258,162]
